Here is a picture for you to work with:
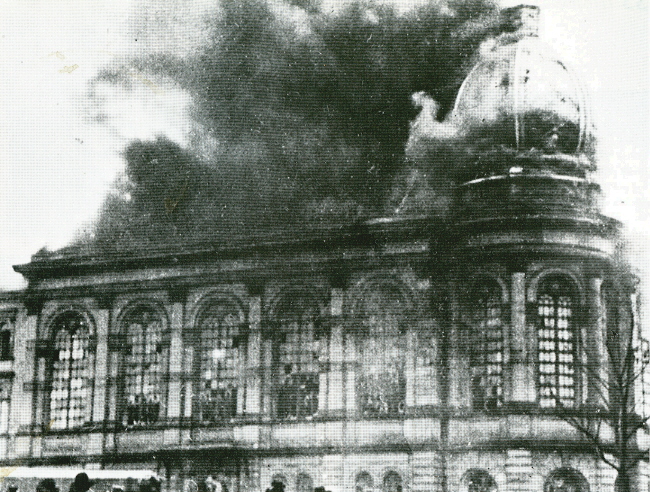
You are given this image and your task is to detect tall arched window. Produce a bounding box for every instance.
[272,291,326,420]
[382,472,402,492]
[537,276,578,408]
[470,280,504,411]
[195,297,246,423]
[0,314,14,361]
[355,473,373,492]
[461,469,498,492]
[121,304,168,427]
[48,311,93,430]
[544,468,589,492]
[354,281,408,418]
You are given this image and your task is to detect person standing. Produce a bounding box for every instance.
[69,473,94,492]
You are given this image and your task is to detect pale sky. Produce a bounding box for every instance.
[0,0,648,291]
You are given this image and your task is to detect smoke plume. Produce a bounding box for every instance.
[77,0,502,253]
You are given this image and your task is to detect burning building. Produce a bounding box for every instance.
[0,4,648,492]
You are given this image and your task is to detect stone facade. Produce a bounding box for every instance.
[0,5,648,492]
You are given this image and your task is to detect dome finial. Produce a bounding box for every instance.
[502,5,540,38]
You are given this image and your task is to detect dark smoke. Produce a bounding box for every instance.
[77,0,502,253]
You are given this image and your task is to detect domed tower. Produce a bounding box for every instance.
[441,5,641,490]
[451,4,600,220]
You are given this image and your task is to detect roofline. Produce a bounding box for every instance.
[13,215,439,281]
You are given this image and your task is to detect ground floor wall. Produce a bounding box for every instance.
[150,448,647,492]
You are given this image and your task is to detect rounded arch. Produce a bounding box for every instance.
[460,469,498,492]
[468,276,506,411]
[347,275,412,418]
[266,283,329,323]
[544,468,589,492]
[116,299,170,337]
[527,270,585,306]
[45,308,95,430]
[535,272,582,408]
[191,293,248,423]
[189,291,248,331]
[269,474,288,492]
[42,305,96,339]
[116,300,169,427]
[465,273,509,305]
[355,472,374,492]
[382,471,402,492]
[267,284,327,420]
[345,274,418,326]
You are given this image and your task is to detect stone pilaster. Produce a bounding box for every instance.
[327,289,345,415]
[10,311,36,458]
[509,272,536,404]
[449,288,469,408]
[412,451,445,492]
[247,296,262,415]
[585,278,607,407]
[165,301,184,444]
[89,307,109,455]
[506,449,534,492]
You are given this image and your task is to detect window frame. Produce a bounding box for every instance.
[469,278,506,411]
[192,295,248,425]
[382,471,402,492]
[0,315,14,361]
[535,275,580,409]
[460,469,498,492]
[355,472,373,492]
[351,280,411,419]
[117,302,170,429]
[45,310,95,431]
[543,467,589,492]
[268,289,327,421]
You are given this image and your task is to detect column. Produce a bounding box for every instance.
[10,310,37,458]
[89,306,109,455]
[585,278,607,407]
[246,296,261,415]
[327,289,344,416]
[344,330,356,418]
[510,272,536,403]
[165,300,184,444]
[448,288,469,407]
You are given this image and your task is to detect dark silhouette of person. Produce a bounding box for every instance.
[69,473,94,492]
[36,479,58,492]
[265,481,284,492]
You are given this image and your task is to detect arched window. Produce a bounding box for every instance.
[382,472,402,492]
[470,280,504,411]
[272,291,326,420]
[269,475,287,492]
[355,282,408,418]
[121,304,168,427]
[537,276,578,408]
[461,469,497,492]
[195,297,246,423]
[296,474,313,492]
[355,473,373,492]
[48,311,93,429]
[544,468,589,492]
[0,315,14,361]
